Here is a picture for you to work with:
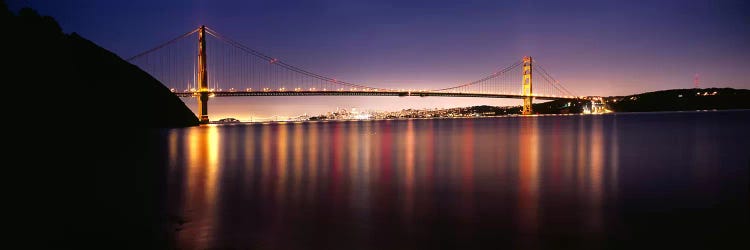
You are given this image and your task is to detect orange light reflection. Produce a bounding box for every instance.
[518,117,539,234]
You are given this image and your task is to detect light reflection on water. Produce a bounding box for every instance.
[162,111,750,249]
[518,117,539,244]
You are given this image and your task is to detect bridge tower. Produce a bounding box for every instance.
[522,56,533,115]
[197,25,210,123]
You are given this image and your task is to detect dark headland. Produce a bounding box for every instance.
[605,88,750,112]
[3,1,196,248]
[512,88,749,114]
[4,4,198,127]
[411,88,750,117]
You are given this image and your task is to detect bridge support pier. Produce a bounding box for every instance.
[522,56,533,115]
[198,92,209,123]
[523,96,533,115]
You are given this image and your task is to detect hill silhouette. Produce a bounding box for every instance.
[606,88,750,112]
[3,1,195,248]
[5,4,197,127]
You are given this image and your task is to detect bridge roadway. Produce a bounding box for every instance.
[173,90,578,101]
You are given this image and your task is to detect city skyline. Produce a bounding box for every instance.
[16,0,750,118]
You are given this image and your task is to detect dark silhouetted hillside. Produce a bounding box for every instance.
[3,2,192,248]
[6,6,197,127]
[606,88,750,112]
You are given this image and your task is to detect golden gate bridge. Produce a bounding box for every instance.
[128,26,579,123]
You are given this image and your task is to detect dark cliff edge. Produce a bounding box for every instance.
[3,2,193,248]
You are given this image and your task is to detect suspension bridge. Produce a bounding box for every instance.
[128,25,580,123]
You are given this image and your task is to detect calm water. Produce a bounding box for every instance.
[157,111,749,249]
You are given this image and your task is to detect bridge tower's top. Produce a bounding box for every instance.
[198,25,208,92]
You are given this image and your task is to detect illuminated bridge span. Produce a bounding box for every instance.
[128,25,578,123]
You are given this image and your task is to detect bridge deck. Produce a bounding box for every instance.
[173,91,576,100]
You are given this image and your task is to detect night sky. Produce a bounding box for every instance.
[14,0,750,119]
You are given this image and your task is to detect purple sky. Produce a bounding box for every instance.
[15,0,750,119]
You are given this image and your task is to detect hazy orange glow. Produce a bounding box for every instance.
[275,124,288,207]
[460,119,475,224]
[589,117,604,230]
[404,120,416,220]
[518,117,539,234]
[181,126,221,249]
